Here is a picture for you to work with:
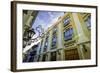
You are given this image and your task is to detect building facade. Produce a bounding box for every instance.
[23,12,91,62]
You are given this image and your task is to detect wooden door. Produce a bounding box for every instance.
[65,49,79,60]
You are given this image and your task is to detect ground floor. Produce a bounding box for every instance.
[23,41,91,62]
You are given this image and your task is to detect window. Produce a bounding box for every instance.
[43,36,49,52]
[63,17,70,26]
[50,52,56,61]
[85,16,91,30]
[51,27,57,48]
[39,41,43,54]
[52,36,57,47]
[64,28,73,41]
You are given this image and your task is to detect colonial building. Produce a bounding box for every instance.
[23,12,91,62]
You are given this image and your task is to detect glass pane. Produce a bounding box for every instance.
[64,17,70,26]
[85,16,91,29]
[64,28,73,41]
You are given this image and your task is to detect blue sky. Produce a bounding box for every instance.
[32,11,64,39]
[24,11,64,52]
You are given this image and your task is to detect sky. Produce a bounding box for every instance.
[23,11,64,52]
[32,11,64,39]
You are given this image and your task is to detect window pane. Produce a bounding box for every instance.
[52,36,57,47]
[70,28,73,35]
[85,16,91,30]
[43,36,48,52]
[64,28,73,41]
[51,27,57,48]
[63,17,70,26]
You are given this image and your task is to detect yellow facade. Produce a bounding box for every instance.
[23,12,91,62]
